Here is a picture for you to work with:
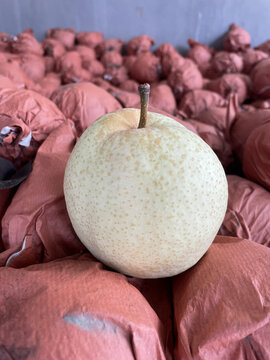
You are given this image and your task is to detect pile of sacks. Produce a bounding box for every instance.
[0,24,270,359]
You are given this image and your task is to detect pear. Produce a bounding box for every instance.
[64,84,228,278]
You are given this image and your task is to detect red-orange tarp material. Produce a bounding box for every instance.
[173,235,270,360]
[0,253,170,360]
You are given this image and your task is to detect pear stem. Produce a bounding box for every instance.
[138,83,150,128]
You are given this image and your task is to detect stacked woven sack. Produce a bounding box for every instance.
[0,24,270,360]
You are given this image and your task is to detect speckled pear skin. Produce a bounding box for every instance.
[64,108,228,278]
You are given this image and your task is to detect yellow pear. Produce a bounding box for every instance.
[64,84,228,278]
